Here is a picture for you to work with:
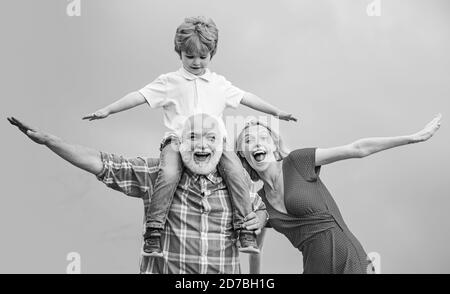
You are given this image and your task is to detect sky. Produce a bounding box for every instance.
[0,0,449,273]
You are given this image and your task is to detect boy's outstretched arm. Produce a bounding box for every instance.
[82,91,146,121]
[240,92,298,122]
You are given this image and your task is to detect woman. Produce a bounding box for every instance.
[237,114,442,274]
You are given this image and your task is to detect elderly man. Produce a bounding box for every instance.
[7,114,268,274]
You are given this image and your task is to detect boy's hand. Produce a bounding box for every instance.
[277,111,298,122]
[82,108,110,121]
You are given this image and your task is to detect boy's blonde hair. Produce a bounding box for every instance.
[174,16,219,58]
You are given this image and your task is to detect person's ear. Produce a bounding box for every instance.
[274,150,282,161]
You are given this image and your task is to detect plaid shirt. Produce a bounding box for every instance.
[96,152,266,274]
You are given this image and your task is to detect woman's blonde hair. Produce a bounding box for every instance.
[174,16,219,58]
[235,119,290,182]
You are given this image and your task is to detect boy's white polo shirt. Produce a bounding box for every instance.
[138,67,245,139]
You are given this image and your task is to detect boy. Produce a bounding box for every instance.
[83,16,297,257]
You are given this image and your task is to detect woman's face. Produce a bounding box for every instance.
[239,125,278,173]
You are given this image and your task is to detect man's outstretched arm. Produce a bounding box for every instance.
[7,117,103,175]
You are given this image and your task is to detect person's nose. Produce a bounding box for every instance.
[193,57,201,66]
[200,140,207,150]
[194,139,206,150]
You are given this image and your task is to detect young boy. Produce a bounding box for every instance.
[83,16,297,258]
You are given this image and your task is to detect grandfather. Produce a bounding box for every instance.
[8,114,268,274]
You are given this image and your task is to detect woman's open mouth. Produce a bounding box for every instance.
[194,151,212,163]
[252,150,267,162]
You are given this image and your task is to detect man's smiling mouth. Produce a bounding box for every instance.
[194,151,212,163]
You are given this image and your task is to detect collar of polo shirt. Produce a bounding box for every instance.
[179,67,212,82]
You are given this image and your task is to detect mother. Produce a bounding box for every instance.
[236,114,442,274]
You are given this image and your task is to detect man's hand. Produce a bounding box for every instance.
[7,117,52,145]
[8,116,104,175]
[82,108,110,121]
[277,111,298,122]
[242,211,267,235]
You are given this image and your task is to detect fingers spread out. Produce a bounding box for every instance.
[7,117,30,134]
[7,117,21,127]
[15,117,32,130]
[7,117,16,126]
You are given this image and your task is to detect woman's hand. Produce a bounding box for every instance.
[410,113,442,143]
[82,108,110,121]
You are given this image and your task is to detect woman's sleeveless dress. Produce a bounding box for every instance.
[259,148,375,274]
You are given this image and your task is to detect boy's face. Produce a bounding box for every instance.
[181,51,211,76]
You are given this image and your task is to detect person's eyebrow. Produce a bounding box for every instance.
[205,131,217,136]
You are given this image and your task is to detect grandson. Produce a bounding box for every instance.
[83,16,297,258]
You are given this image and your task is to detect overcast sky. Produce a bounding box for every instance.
[1,0,449,273]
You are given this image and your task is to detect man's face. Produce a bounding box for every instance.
[179,115,223,175]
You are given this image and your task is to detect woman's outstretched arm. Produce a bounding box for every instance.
[316,114,442,166]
